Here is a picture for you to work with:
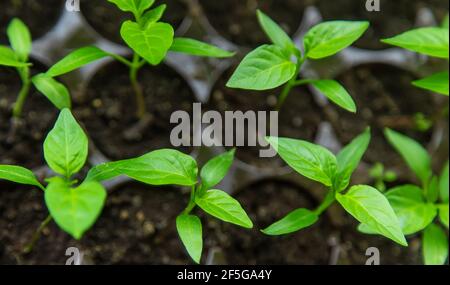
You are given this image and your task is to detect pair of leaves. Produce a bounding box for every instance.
[108,0,155,18]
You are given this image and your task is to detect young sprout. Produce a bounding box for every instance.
[87,148,253,264]
[364,128,449,265]
[369,162,398,192]
[264,128,408,247]
[226,10,370,112]
[0,18,70,118]
[40,0,234,119]
[381,16,449,96]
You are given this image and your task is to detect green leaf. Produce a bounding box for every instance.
[443,14,449,29]
[176,214,203,264]
[32,74,71,110]
[440,161,449,203]
[336,185,407,246]
[7,18,31,62]
[412,71,449,96]
[304,21,369,59]
[196,190,253,228]
[169,37,235,58]
[261,208,318,236]
[385,185,437,235]
[438,204,449,229]
[226,45,296,90]
[427,176,440,203]
[86,161,123,182]
[141,4,166,27]
[266,136,337,187]
[43,109,88,178]
[120,20,174,65]
[108,0,154,16]
[0,165,44,190]
[423,224,448,265]
[200,149,235,191]
[45,177,106,240]
[382,27,449,59]
[46,46,109,77]
[384,128,432,185]
[0,46,28,67]
[310,80,356,113]
[334,128,371,191]
[256,9,295,51]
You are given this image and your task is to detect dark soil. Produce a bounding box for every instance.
[74,61,195,160]
[0,0,63,44]
[80,0,188,45]
[199,0,310,48]
[0,64,58,169]
[206,67,324,168]
[324,64,439,175]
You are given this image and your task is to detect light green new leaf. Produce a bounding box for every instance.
[385,128,432,185]
[440,161,449,203]
[176,214,203,264]
[200,149,235,191]
[262,208,318,236]
[0,165,44,190]
[196,190,253,228]
[412,71,449,96]
[141,4,166,27]
[337,185,407,246]
[438,204,449,229]
[386,185,437,235]
[86,161,123,182]
[311,80,356,112]
[443,14,449,29]
[46,46,109,77]
[256,10,294,51]
[266,136,337,187]
[45,177,106,240]
[7,18,31,62]
[32,74,71,110]
[170,38,235,58]
[334,128,371,192]
[304,21,369,59]
[108,0,154,16]
[120,20,174,65]
[382,27,449,59]
[423,224,448,265]
[226,45,296,90]
[44,109,88,178]
[0,46,28,67]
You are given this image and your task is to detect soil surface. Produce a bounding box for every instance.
[0,0,63,44]
[0,64,58,169]
[81,0,188,45]
[75,61,195,160]
[199,0,310,48]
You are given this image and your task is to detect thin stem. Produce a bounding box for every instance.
[12,73,31,118]
[183,186,197,215]
[110,53,133,67]
[276,56,306,110]
[314,189,336,216]
[129,53,146,118]
[23,215,52,254]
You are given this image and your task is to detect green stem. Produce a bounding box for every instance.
[23,215,52,254]
[183,186,197,215]
[12,76,31,118]
[276,56,306,110]
[129,53,146,118]
[314,189,336,216]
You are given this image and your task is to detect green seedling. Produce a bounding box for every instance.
[0,18,70,118]
[369,162,398,192]
[86,148,253,264]
[362,128,449,265]
[40,0,234,119]
[381,16,449,96]
[264,128,408,247]
[227,10,370,112]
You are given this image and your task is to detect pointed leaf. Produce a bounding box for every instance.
[200,149,235,191]
[7,18,31,61]
[262,208,318,236]
[311,80,356,113]
[32,74,71,110]
[423,224,448,265]
[176,214,203,264]
[256,10,294,51]
[0,46,28,67]
[170,37,235,58]
[0,165,44,190]
[413,71,449,96]
[108,0,154,16]
[142,4,166,27]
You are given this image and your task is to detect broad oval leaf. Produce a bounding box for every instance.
[108,0,154,16]
[170,37,235,58]
[46,46,109,77]
[266,136,337,187]
[200,149,235,191]
[120,20,174,65]
[44,109,88,178]
[7,18,31,62]
[438,204,449,229]
[423,224,449,265]
[196,190,253,228]
[262,208,318,236]
[45,178,107,240]
[440,161,449,203]
[32,74,71,110]
[0,165,44,190]
[382,27,449,59]
[0,46,28,67]
[256,10,294,51]
[336,185,407,246]
[304,21,369,59]
[176,214,203,264]
[386,185,437,235]
[311,80,356,113]
[412,72,449,96]
[384,128,432,185]
[226,45,296,90]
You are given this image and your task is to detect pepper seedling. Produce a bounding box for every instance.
[381,15,449,96]
[0,18,70,118]
[39,0,235,119]
[226,10,369,112]
[86,148,253,264]
[264,128,408,247]
[360,128,448,265]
